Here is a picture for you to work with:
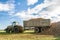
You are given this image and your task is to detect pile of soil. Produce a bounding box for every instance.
[41,22,60,35]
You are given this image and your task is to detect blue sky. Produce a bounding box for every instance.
[0,0,44,29]
[0,0,60,29]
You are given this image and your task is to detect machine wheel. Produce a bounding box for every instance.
[35,27,42,33]
[14,27,19,33]
[6,30,10,33]
[35,27,39,33]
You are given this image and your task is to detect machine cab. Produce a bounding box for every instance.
[12,21,19,27]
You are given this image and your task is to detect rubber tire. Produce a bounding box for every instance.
[35,27,39,33]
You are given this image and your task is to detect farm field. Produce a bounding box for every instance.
[0,30,60,40]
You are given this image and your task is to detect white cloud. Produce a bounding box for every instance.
[0,3,9,11]
[0,3,14,11]
[14,0,60,23]
[27,0,38,5]
[0,0,15,15]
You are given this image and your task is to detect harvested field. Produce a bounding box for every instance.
[0,30,59,40]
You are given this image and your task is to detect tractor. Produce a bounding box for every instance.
[5,21,24,33]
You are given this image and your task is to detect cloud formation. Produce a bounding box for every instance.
[14,0,60,23]
[27,0,38,5]
[0,0,15,14]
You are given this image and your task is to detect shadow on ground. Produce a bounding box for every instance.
[0,32,18,35]
[54,35,60,40]
[0,30,35,35]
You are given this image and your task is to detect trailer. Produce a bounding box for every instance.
[24,18,50,33]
